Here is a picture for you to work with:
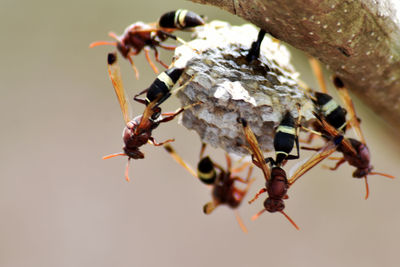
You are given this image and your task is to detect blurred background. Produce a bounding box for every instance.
[1,0,400,267]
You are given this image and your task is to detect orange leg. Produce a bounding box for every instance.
[127,54,139,80]
[364,176,369,200]
[234,211,248,234]
[144,47,159,74]
[300,146,321,151]
[148,137,174,146]
[225,153,232,172]
[233,165,254,184]
[248,188,267,204]
[153,47,169,69]
[231,162,251,174]
[158,43,177,51]
[328,158,346,171]
[300,132,316,144]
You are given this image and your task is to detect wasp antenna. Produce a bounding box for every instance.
[125,159,131,182]
[251,208,266,221]
[102,152,127,160]
[280,210,300,230]
[364,176,369,200]
[248,188,267,204]
[369,172,395,179]
[234,210,248,233]
[108,32,119,41]
[89,41,117,48]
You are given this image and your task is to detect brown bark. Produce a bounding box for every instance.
[188,0,400,129]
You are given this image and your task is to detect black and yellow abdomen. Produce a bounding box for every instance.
[145,67,184,105]
[314,92,347,131]
[158,10,205,30]
[197,156,216,185]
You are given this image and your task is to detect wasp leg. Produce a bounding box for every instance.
[153,46,169,69]
[327,157,346,170]
[158,43,177,51]
[231,162,251,174]
[233,165,254,184]
[248,188,267,204]
[158,102,201,124]
[246,29,266,62]
[144,46,159,74]
[133,95,148,106]
[300,132,316,144]
[285,135,300,161]
[234,211,248,233]
[158,30,200,53]
[301,146,322,151]
[148,136,174,146]
[225,153,232,172]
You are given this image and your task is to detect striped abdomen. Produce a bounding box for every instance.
[314,92,347,131]
[158,10,205,29]
[145,67,184,106]
[197,156,216,185]
[274,112,296,165]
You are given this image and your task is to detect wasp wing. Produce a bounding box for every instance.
[288,135,343,185]
[314,112,357,156]
[239,118,271,181]
[107,52,131,124]
[333,76,366,144]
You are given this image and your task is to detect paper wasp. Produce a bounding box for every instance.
[90,9,204,79]
[103,52,199,181]
[311,77,395,199]
[164,143,254,233]
[302,59,394,198]
[239,117,345,230]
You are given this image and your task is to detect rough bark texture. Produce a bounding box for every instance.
[188,0,400,129]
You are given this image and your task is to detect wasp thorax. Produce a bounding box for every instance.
[268,167,288,198]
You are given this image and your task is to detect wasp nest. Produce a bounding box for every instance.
[172,21,314,155]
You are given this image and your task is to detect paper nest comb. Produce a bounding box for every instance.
[172,21,314,155]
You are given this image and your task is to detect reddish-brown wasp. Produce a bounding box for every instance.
[90,9,204,79]
[103,52,199,181]
[315,77,395,199]
[164,143,254,233]
[239,117,344,230]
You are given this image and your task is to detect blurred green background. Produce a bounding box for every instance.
[1,0,400,267]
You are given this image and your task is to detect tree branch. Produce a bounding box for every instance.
[189,0,400,128]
